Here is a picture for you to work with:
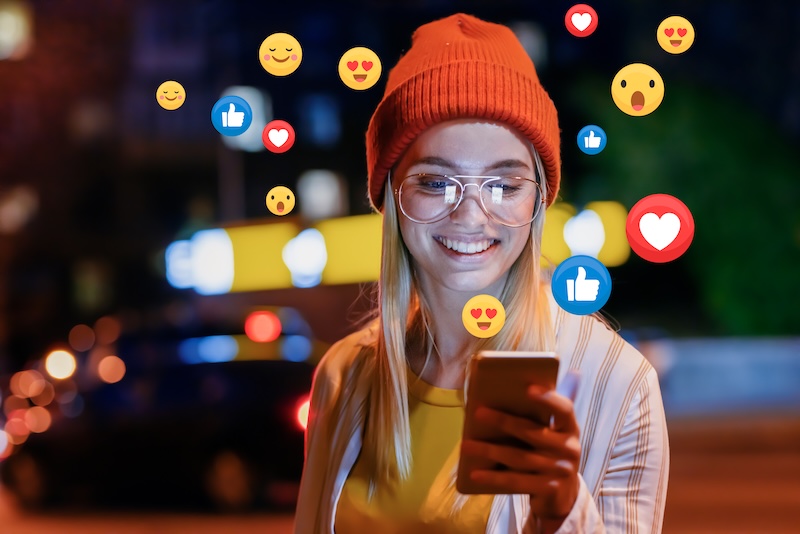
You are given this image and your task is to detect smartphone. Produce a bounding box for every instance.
[456,350,559,495]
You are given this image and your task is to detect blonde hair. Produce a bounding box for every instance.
[359,146,556,511]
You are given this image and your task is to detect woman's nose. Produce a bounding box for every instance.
[450,183,489,225]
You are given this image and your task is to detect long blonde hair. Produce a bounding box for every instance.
[359,146,556,507]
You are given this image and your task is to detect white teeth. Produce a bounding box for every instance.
[436,237,496,254]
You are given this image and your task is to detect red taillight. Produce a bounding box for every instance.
[244,311,281,343]
[296,396,310,430]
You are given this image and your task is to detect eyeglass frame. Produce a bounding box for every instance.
[392,171,547,228]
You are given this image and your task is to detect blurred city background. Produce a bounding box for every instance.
[0,0,798,532]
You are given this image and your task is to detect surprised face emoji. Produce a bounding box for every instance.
[461,295,506,339]
[611,63,665,117]
[265,186,295,216]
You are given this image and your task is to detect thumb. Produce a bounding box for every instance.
[227,103,236,113]
[576,266,586,281]
[588,131,596,139]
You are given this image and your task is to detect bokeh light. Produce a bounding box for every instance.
[16,370,45,398]
[0,429,10,460]
[94,315,121,344]
[3,394,28,416]
[5,416,29,445]
[31,381,55,407]
[54,379,77,404]
[281,335,312,362]
[45,350,77,379]
[98,355,126,384]
[24,406,52,433]
[59,394,84,418]
[68,324,96,352]
[245,311,281,343]
[296,397,310,430]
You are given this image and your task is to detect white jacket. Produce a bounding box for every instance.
[294,294,669,533]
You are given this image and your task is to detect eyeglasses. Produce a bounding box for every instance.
[395,173,545,228]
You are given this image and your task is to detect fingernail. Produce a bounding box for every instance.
[556,460,572,471]
[528,385,546,397]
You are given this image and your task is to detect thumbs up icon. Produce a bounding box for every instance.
[566,267,600,302]
[584,130,601,149]
[577,125,607,155]
[211,96,253,136]
[221,103,245,128]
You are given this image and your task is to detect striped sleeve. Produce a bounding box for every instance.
[595,367,670,533]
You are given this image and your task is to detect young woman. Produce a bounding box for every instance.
[295,13,669,534]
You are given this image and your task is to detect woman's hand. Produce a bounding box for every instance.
[460,372,582,529]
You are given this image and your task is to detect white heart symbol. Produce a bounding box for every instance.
[571,12,592,32]
[268,128,289,147]
[639,212,680,251]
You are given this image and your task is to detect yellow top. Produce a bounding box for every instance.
[334,365,494,533]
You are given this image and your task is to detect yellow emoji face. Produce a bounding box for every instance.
[338,47,382,90]
[156,81,186,110]
[656,16,695,54]
[266,186,295,216]
[259,33,302,76]
[461,295,506,339]
[611,63,665,116]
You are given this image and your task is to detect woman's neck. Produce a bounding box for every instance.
[408,273,506,388]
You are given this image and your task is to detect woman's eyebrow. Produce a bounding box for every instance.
[409,156,531,173]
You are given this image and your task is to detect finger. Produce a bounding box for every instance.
[474,406,580,461]
[527,388,580,434]
[461,439,574,476]
[469,469,557,496]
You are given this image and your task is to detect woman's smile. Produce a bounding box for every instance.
[431,234,502,264]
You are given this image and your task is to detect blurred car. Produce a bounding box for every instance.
[0,306,325,512]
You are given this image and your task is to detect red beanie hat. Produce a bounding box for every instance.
[366,13,561,213]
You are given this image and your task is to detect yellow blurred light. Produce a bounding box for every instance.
[540,201,630,268]
[227,222,299,292]
[94,315,121,344]
[585,201,630,267]
[296,398,310,430]
[68,324,96,352]
[17,370,45,398]
[315,214,382,285]
[24,406,51,433]
[31,381,55,407]
[97,355,126,384]
[541,203,577,268]
[45,350,77,379]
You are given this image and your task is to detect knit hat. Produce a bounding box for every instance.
[366,13,561,213]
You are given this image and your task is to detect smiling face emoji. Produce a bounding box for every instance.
[266,186,295,216]
[156,81,186,110]
[611,63,665,116]
[259,33,302,76]
[657,16,695,54]
[461,295,506,339]
[338,47,382,90]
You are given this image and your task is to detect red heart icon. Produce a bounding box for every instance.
[664,28,674,37]
[470,308,482,319]
[361,61,373,71]
[677,28,687,37]
[347,61,358,71]
[485,309,497,319]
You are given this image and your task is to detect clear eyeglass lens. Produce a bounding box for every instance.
[399,175,541,226]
